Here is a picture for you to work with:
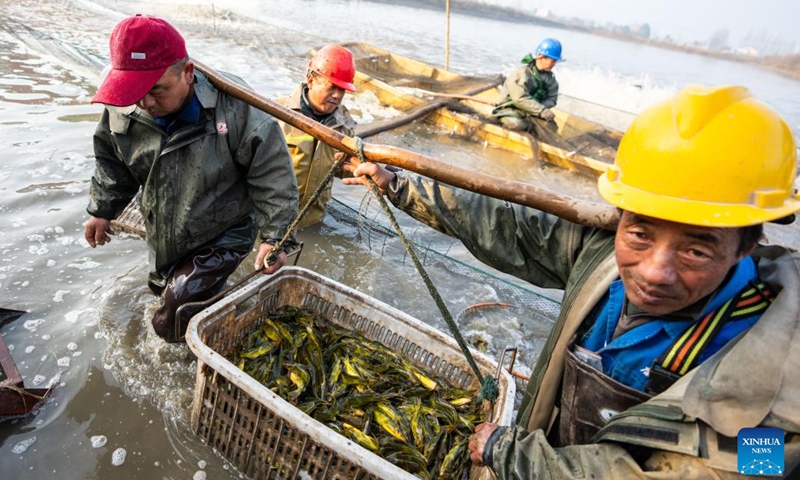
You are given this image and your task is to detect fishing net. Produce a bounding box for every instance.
[328,196,561,324]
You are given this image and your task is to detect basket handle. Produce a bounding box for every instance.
[488,347,518,424]
[174,242,304,341]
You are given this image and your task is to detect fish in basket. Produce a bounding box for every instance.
[186,266,515,480]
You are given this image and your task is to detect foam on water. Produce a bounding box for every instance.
[67,259,102,270]
[111,447,126,466]
[53,290,70,302]
[555,63,675,131]
[23,318,45,331]
[96,262,197,424]
[345,90,404,123]
[12,437,37,454]
[91,435,108,448]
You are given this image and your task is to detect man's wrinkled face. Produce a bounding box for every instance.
[136,60,194,118]
[306,73,346,115]
[615,212,750,316]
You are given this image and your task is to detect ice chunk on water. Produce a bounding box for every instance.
[111,447,126,466]
[57,357,70,367]
[12,437,36,454]
[193,471,207,480]
[90,435,107,448]
[67,342,78,351]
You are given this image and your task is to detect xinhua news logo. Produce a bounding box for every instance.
[738,427,784,476]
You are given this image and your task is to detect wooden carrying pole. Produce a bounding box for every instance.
[193,60,619,230]
[357,81,500,138]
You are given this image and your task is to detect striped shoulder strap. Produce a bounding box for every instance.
[646,281,774,394]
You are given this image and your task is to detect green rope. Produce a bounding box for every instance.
[352,137,498,402]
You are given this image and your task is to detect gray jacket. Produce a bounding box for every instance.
[493,63,559,119]
[88,71,298,281]
[386,173,800,478]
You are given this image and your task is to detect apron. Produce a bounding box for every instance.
[555,339,652,446]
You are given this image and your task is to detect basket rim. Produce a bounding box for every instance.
[185,266,515,479]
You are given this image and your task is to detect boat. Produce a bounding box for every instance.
[1,308,50,419]
[344,43,623,178]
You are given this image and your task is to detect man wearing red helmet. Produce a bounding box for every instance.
[85,15,298,342]
[277,44,357,228]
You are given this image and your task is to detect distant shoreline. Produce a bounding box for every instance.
[367,0,800,82]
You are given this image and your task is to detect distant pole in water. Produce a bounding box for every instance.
[445,0,451,69]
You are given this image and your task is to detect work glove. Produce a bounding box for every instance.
[540,108,555,122]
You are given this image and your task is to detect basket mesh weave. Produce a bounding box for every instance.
[188,268,513,480]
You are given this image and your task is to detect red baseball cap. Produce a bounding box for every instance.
[92,15,187,106]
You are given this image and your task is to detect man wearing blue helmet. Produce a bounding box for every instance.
[493,38,562,130]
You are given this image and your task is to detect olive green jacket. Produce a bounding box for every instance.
[277,85,355,229]
[88,71,298,281]
[493,63,559,119]
[387,173,800,478]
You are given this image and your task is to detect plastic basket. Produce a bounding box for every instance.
[186,266,515,480]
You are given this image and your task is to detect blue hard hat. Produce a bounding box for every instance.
[535,38,563,61]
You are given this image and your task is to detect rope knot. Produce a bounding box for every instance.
[477,376,499,402]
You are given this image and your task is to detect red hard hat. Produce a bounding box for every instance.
[309,44,356,92]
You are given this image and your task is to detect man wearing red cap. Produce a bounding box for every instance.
[277,44,357,228]
[85,15,299,342]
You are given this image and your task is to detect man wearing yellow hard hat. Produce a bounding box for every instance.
[344,85,800,477]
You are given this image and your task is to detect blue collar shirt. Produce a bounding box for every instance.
[580,256,761,391]
[153,94,202,136]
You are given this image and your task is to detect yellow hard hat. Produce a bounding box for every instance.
[598,85,800,227]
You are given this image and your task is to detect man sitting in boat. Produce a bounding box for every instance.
[492,37,562,130]
[343,85,800,478]
[84,15,298,343]
[277,44,357,229]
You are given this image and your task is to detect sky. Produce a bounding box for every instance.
[484,0,800,53]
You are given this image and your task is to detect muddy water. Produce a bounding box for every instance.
[1,1,799,479]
